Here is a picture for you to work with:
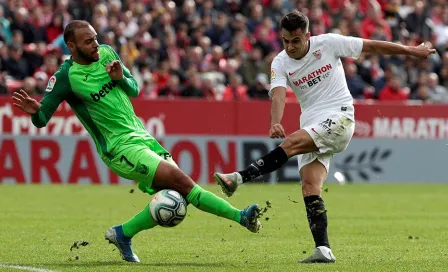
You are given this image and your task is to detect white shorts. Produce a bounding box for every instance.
[297,113,355,173]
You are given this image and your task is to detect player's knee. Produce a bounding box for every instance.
[283,129,319,155]
[281,136,302,155]
[301,179,322,196]
[281,134,314,156]
[168,167,195,196]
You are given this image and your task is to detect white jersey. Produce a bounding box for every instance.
[270,33,363,126]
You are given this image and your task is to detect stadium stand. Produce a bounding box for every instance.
[0,0,446,102]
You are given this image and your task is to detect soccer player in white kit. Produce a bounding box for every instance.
[214,10,435,263]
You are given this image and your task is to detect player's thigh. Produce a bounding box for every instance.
[302,113,354,155]
[298,154,330,196]
[108,145,162,187]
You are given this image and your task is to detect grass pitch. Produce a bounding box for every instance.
[0,183,447,272]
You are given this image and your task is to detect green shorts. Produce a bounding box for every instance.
[103,138,177,195]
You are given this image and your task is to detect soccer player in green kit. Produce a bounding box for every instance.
[12,20,262,263]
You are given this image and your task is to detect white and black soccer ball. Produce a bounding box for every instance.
[150,189,187,227]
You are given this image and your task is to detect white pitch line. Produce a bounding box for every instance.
[0,264,58,272]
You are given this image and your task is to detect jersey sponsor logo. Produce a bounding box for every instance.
[46,76,56,92]
[312,49,322,60]
[90,81,117,102]
[83,74,89,81]
[291,64,333,88]
[288,71,297,76]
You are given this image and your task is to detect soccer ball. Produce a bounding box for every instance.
[150,189,187,227]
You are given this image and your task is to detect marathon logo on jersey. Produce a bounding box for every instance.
[292,64,332,88]
[312,49,322,60]
[90,81,117,102]
[318,118,336,134]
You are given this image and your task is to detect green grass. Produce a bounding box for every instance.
[0,183,447,272]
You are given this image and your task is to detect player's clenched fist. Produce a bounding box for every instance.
[269,123,286,139]
[106,60,124,80]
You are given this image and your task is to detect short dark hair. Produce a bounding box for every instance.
[280,10,309,33]
[63,20,90,43]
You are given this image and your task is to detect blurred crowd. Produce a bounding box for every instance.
[0,0,446,102]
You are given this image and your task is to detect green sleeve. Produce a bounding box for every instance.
[115,66,140,97]
[106,45,140,97]
[31,67,71,128]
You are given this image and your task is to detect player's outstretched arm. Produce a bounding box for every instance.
[13,70,68,128]
[269,87,287,139]
[362,39,436,58]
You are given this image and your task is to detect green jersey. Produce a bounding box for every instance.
[31,44,150,159]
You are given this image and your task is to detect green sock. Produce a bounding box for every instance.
[122,205,158,238]
[186,184,241,223]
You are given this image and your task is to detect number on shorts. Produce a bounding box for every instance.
[120,155,135,168]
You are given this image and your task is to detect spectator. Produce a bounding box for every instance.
[139,74,157,99]
[361,4,392,41]
[427,73,448,102]
[0,0,445,104]
[202,78,218,100]
[205,12,232,47]
[4,45,29,80]
[247,73,270,99]
[411,86,431,102]
[182,73,204,97]
[0,5,12,44]
[433,5,448,52]
[0,73,8,95]
[440,66,448,89]
[405,1,433,41]
[45,13,64,43]
[345,61,369,99]
[158,73,181,98]
[223,73,247,101]
[22,77,39,96]
[34,71,48,95]
[378,75,409,101]
[241,47,266,88]
[10,7,37,44]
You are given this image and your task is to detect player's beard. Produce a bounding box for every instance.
[76,46,99,63]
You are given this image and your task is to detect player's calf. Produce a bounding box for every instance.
[304,195,330,248]
[215,130,318,187]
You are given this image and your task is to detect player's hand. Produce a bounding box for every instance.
[409,43,436,59]
[12,89,40,115]
[106,60,124,80]
[269,123,286,139]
